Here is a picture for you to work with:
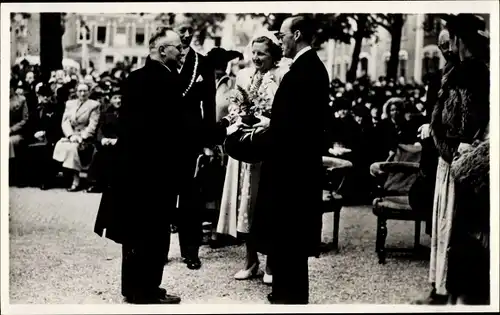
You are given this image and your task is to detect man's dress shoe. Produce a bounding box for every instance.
[124,288,180,304]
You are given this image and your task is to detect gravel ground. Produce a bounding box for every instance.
[9,187,431,304]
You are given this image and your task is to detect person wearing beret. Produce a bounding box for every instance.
[86,90,122,193]
[24,84,64,190]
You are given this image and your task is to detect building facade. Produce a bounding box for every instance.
[10,13,41,65]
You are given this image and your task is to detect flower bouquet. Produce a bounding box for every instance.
[227,79,274,126]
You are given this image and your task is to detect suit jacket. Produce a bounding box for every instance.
[30,101,64,144]
[250,49,330,257]
[61,98,101,140]
[10,95,29,137]
[178,48,225,149]
[95,56,226,246]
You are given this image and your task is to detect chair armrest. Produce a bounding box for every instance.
[322,156,353,171]
[377,162,420,175]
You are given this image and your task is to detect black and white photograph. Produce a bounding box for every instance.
[1,1,498,313]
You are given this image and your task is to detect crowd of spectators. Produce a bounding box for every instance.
[9,55,430,202]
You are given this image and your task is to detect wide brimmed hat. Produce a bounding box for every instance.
[37,84,53,97]
[207,47,244,71]
[440,14,489,41]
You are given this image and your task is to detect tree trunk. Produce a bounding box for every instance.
[386,14,404,81]
[346,16,366,82]
[40,13,63,82]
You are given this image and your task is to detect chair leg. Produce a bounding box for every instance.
[332,208,341,252]
[376,216,387,264]
[414,220,421,248]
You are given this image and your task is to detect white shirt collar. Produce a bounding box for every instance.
[292,46,312,64]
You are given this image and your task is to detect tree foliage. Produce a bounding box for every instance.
[155,13,226,46]
[237,13,353,49]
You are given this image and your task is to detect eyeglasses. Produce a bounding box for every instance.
[162,44,183,52]
[276,32,293,40]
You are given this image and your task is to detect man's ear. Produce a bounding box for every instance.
[293,30,301,42]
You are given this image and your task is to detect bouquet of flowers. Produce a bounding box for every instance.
[227,71,276,126]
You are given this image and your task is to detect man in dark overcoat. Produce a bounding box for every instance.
[94,27,239,304]
[170,14,221,270]
[249,15,330,304]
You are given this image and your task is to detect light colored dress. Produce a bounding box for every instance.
[429,157,455,295]
[53,98,100,171]
[217,65,288,237]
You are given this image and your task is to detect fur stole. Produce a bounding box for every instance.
[451,140,489,197]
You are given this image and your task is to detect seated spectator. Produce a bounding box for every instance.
[86,90,121,193]
[370,97,420,178]
[9,81,30,185]
[53,82,101,191]
[25,84,64,190]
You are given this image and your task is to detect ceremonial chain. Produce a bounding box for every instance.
[182,52,199,97]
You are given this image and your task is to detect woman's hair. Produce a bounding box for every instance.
[382,97,405,120]
[251,36,282,64]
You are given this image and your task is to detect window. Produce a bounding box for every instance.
[135,27,145,45]
[114,26,127,46]
[360,57,368,73]
[399,59,406,78]
[105,55,114,64]
[214,36,222,47]
[96,26,107,44]
[79,25,91,41]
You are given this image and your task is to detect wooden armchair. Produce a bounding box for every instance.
[321,156,353,253]
[371,145,428,264]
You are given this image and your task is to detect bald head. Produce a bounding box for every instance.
[149,27,182,67]
[173,14,195,49]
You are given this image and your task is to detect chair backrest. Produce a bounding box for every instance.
[383,145,422,194]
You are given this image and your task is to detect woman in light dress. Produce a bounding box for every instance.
[216,30,289,284]
[53,82,100,191]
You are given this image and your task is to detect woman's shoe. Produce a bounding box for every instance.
[263,272,273,285]
[234,263,262,280]
[67,184,81,192]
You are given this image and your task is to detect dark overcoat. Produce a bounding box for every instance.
[249,50,330,257]
[94,55,225,246]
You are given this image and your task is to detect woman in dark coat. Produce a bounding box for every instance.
[429,14,489,304]
[86,90,122,193]
[443,14,490,305]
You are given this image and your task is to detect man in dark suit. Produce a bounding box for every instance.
[248,15,330,304]
[171,14,221,270]
[94,27,240,304]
